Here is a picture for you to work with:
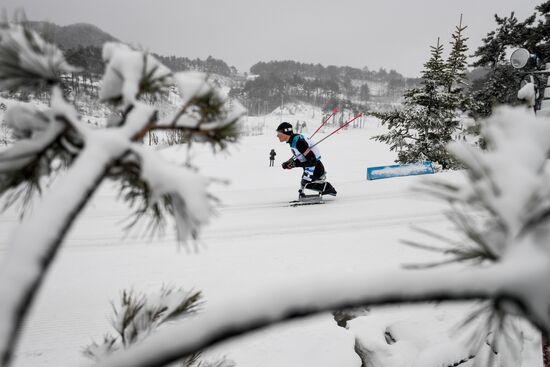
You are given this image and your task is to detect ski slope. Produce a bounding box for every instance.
[0,111,542,367]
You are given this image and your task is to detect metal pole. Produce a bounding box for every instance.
[280,93,283,122]
[539,63,550,117]
[511,48,550,367]
[541,62,550,367]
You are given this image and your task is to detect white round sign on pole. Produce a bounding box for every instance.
[510,48,531,69]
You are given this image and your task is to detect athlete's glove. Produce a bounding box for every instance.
[282,159,296,169]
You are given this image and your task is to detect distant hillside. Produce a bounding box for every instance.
[230,60,421,115]
[27,21,239,77]
[27,21,118,49]
[154,54,237,77]
[22,20,413,113]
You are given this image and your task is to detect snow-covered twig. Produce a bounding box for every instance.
[93,254,550,367]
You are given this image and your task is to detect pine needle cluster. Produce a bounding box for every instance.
[83,286,204,365]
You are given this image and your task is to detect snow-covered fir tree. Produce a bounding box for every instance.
[446,15,469,94]
[470,0,550,118]
[470,12,529,118]
[373,36,463,169]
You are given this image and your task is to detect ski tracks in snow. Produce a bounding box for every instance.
[217,189,418,211]
[204,183,448,244]
[0,182,448,251]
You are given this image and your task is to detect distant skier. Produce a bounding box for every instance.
[269,148,276,167]
[276,122,337,199]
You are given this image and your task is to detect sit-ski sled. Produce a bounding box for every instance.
[288,180,333,207]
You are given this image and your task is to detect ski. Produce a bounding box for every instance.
[289,200,325,207]
[288,195,325,207]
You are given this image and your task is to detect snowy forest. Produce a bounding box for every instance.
[1,1,550,367]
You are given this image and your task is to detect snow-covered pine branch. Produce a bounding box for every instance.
[0,23,77,89]
[91,259,545,367]
[84,285,237,367]
[84,286,203,362]
[94,106,550,367]
[0,24,243,367]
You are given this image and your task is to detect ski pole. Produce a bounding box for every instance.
[290,113,364,161]
[306,113,363,152]
[309,107,338,140]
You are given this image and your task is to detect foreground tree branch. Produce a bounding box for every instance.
[95,247,550,367]
[0,24,243,367]
[93,106,550,367]
[0,104,156,365]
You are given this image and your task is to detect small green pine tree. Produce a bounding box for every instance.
[373,38,462,169]
[446,14,469,94]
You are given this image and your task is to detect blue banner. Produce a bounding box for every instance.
[367,162,434,180]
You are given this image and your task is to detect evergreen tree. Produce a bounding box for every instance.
[446,14,469,93]
[444,15,481,136]
[470,1,550,117]
[530,1,550,59]
[360,83,370,102]
[472,12,528,68]
[470,65,523,118]
[373,38,461,169]
[420,38,447,85]
[469,12,527,118]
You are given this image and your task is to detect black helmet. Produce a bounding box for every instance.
[276,122,293,135]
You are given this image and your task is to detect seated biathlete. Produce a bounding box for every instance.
[276,122,337,198]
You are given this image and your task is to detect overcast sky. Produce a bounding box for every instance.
[1,0,541,77]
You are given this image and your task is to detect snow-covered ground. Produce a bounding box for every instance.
[0,106,542,366]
